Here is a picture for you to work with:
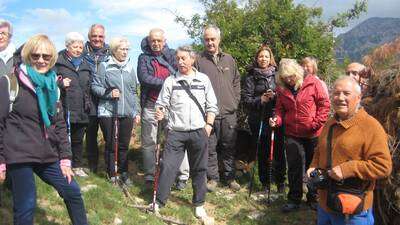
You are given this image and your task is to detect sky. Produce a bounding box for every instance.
[0,0,398,65]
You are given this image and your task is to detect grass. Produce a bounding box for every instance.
[0,133,317,225]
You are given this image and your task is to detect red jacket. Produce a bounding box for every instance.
[275,75,330,138]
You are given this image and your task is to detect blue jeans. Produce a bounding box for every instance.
[318,206,374,225]
[8,162,88,225]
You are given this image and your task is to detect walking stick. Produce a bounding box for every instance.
[152,108,163,212]
[65,88,71,144]
[113,97,119,185]
[248,105,265,197]
[266,128,275,203]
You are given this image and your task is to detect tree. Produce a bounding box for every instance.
[175,0,367,79]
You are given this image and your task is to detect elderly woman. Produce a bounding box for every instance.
[242,45,286,193]
[92,37,140,185]
[270,58,330,212]
[0,34,88,225]
[55,32,93,177]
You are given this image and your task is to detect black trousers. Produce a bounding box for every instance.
[86,116,100,172]
[99,117,134,177]
[207,113,237,182]
[70,123,87,168]
[285,136,318,204]
[249,121,286,186]
[157,129,208,206]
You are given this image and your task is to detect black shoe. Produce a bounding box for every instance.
[281,203,300,213]
[175,180,187,190]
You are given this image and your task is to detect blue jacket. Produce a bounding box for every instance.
[91,57,140,118]
[137,37,177,106]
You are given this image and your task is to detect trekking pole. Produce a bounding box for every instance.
[65,88,71,144]
[266,128,275,203]
[113,96,120,185]
[152,107,163,212]
[249,105,266,198]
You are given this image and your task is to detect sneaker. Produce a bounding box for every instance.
[175,180,187,191]
[228,180,241,191]
[148,202,160,213]
[109,176,119,184]
[281,203,300,213]
[207,180,218,192]
[73,167,88,177]
[194,205,208,219]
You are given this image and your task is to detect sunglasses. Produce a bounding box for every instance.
[31,53,52,61]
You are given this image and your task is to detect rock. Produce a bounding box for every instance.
[80,184,98,192]
[113,217,122,225]
[247,211,265,220]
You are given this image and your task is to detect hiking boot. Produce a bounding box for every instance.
[207,180,218,192]
[175,179,188,191]
[281,203,300,213]
[120,173,133,186]
[277,183,285,194]
[73,167,88,177]
[228,180,241,191]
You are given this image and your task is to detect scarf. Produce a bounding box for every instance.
[26,65,58,127]
[253,66,276,77]
[0,43,15,64]
[70,56,83,69]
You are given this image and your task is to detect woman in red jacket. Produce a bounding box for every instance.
[270,58,330,212]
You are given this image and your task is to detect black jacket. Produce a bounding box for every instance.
[0,66,71,165]
[55,50,94,123]
[242,66,277,123]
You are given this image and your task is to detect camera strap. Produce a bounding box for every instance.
[326,123,336,169]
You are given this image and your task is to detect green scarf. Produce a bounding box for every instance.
[26,65,58,127]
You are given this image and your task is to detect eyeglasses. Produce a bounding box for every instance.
[90,35,104,38]
[30,53,52,61]
[346,70,359,76]
[0,32,9,37]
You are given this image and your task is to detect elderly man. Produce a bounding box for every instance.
[137,28,189,190]
[153,45,218,222]
[195,25,241,191]
[83,24,110,173]
[0,19,15,76]
[346,62,369,94]
[307,76,392,225]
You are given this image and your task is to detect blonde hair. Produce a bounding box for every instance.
[21,34,58,68]
[109,37,130,55]
[276,58,304,90]
[301,56,318,74]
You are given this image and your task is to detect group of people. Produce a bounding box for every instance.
[0,17,392,225]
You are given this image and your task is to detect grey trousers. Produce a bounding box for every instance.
[156,129,208,206]
[141,105,189,181]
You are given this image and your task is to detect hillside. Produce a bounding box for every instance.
[335,17,400,62]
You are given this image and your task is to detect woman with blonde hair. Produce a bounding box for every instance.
[270,58,330,212]
[0,34,88,225]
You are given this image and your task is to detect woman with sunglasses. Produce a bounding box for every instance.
[92,37,140,185]
[0,34,88,225]
[269,58,330,213]
[55,32,93,177]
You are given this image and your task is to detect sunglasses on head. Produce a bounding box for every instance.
[30,53,52,61]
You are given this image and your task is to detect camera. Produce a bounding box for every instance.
[307,168,329,190]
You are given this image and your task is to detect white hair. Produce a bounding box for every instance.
[109,37,130,54]
[333,75,362,95]
[0,19,13,38]
[65,32,85,47]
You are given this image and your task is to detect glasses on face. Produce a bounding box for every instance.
[0,32,9,37]
[30,53,52,61]
[91,35,104,39]
[346,70,359,76]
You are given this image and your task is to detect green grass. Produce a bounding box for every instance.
[0,136,317,225]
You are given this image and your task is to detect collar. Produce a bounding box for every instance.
[175,68,201,82]
[334,108,367,129]
[0,42,15,63]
